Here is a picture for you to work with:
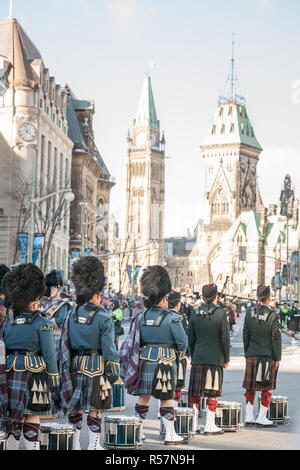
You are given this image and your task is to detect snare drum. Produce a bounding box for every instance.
[160,407,194,440]
[215,401,243,432]
[0,431,7,450]
[258,395,289,424]
[107,381,126,412]
[40,422,75,450]
[104,416,142,449]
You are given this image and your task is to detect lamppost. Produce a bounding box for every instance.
[28,188,75,263]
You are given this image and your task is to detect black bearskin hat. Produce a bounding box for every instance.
[0,264,10,295]
[168,290,181,309]
[3,263,45,316]
[140,265,171,309]
[71,256,105,306]
[45,269,64,297]
[202,284,218,303]
[257,284,271,301]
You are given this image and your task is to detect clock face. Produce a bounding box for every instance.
[18,122,37,142]
[136,133,146,146]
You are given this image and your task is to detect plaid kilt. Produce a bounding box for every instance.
[242,357,279,392]
[188,364,223,403]
[131,360,177,397]
[70,373,112,412]
[7,369,52,420]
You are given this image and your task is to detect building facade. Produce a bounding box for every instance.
[66,89,115,275]
[0,18,73,276]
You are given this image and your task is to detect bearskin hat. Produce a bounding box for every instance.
[3,263,45,316]
[45,269,63,297]
[71,256,105,306]
[202,284,218,303]
[257,284,271,301]
[0,264,10,295]
[140,265,171,309]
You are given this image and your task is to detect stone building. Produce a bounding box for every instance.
[66,89,115,274]
[0,17,73,275]
[164,235,196,291]
[123,74,166,293]
[190,53,299,300]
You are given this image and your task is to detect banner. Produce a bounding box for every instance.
[290,251,299,282]
[126,265,132,286]
[275,271,283,290]
[281,265,287,286]
[32,233,45,265]
[17,232,28,264]
[134,265,141,282]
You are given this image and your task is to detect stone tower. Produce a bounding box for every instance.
[190,48,263,288]
[125,75,165,279]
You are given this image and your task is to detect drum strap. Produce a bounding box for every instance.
[251,305,272,322]
[10,311,41,326]
[142,309,169,327]
[73,305,101,325]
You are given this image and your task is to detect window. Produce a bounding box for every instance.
[221,124,225,134]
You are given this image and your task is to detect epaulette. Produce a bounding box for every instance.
[170,315,183,323]
[40,322,55,332]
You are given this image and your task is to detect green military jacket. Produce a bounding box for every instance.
[188,303,230,366]
[243,305,282,361]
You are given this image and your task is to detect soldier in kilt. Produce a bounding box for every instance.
[243,285,282,427]
[132,266,188,446]
[188,284,230,435]
[59,257,120,450]
[0,264,59,450]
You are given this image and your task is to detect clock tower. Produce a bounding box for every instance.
[125,74,165,275]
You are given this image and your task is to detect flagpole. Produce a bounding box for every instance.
[9,0,13,19]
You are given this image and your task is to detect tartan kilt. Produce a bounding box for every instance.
[188,364,223,403]
[6,369,52,420]
[131,360,177,397]
[70,373,112,412]
[242,357,279,392]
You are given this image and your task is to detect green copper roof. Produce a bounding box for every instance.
[135,75,159,130]
[202,102,262,151]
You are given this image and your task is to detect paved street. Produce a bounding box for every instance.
[15,309,299,451]
[47,310,300,452]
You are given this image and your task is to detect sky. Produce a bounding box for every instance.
[2,0,300,237]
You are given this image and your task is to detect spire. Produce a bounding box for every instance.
[218,35,246,106]
[0,18,43,87]
[135,74,159,130]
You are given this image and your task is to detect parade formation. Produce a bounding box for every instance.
[0,258,298,451]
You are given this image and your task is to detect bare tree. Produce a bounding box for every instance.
[8,176,71,271]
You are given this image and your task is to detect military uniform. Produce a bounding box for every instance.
[132,306,187,398]
[188,284,230,435]
[66,302,120,413]
[243,285,282,427]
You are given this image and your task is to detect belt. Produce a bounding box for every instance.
[6,349,42,356]
[141,343,176,349]
[71,349,102,357]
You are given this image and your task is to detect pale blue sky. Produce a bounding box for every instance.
[2,0,300,236]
